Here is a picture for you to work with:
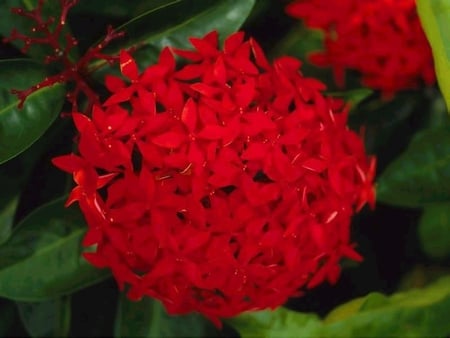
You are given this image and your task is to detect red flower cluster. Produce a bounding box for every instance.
[286,0,435,97]
[53,31,375,325]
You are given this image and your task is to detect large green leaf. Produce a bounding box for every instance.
[417,0,450,112]
[114,294,218,338]
[376,126,450,207]
[0,59,65,164]
[418,203,450,259]
[229,276,450,338]
[16,297,71,337]
[0,197,110,301]
[90,0,255,78]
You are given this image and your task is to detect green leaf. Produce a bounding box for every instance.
[377,126,450,207]
[17,297,71,337]
[327,88,374,111]
[114,294,218,338]
[0,59,65,165]
[0,196,19,246]
[0,197,110,301]
[0,300,16,337]
[418,203,450,259]
[229,307,322,338]
[417,0,450,112]
[229,276,450,338]
[91,0,255,77]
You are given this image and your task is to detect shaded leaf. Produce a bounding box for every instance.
[114,294,218,338]
[0,197,110,301]
[17,297,71,337]
[418,203,450,259]
[377,126,450,207]
[0,300,16,337]
[0,196,19,246]
[229,276,450,338]
[417,0,450,112]
[71,0,168,18]
[0,59,65,164]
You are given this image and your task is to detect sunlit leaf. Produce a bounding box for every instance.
[417,0,450,112]
[230,276,450,338]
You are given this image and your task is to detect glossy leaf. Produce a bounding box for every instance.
[0,197,110,301]
[91,0,255,77]
[230,276,450,338]
[418,203,450,259]
[417,0,450,112]
[17,297,71,338]
[0,59,65,165]
[377,126,450,207]
[114,294,218,338]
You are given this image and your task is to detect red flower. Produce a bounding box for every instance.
[53,31,375,326]
[286,0,435,97]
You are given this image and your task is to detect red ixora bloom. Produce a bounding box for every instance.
[286,0,435,97]
[53,31,375,326]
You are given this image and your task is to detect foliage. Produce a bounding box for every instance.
[0,0,449,337]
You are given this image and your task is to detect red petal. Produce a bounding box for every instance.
[190,83,222,97]
[151,131,187,148]
[103,87,134,106]
[52,154,84,173]
[105,75,125,92]
[213,55,227,85]
[83,252,108,268]
[302,158,327,173]
[197,125,225,140]
[181,98,197,133]
[120,50,139,81]
[250,38,270,70]
[224,31,245,54]
[158,47,175,71]
[241,143,269,161]
[190,31,219,57]
[137,89,156,115]
[234,77,256,108]
[72,113,92,132]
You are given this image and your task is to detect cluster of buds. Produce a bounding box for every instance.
[3,0,124,111]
